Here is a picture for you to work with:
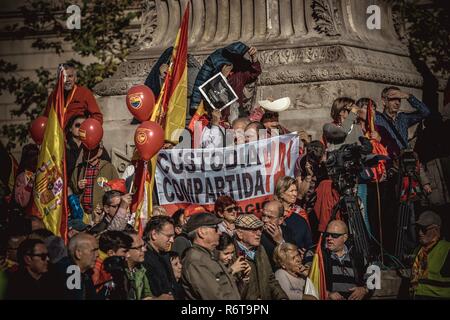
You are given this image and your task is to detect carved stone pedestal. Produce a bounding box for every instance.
[95,0,422,172]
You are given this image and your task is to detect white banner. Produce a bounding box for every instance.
[155,133,299,212]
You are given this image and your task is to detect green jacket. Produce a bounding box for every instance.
[236,243,288,300]
[125,264,153,300]
[414,240,450,299]
[181,244,241,300]
[70,160,118,212]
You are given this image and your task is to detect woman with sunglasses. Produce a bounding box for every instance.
[215,195,239,236]
[65,114,87,180]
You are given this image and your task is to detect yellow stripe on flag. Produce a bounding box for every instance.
[164,64,188,143]
[34,107,66,237]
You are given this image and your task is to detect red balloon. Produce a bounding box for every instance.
[134,121,164,161]
[79,118,103,150]
[126,85,156,122]
[29,116,48,145]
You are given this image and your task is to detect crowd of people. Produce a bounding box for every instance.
[0,41,449,300]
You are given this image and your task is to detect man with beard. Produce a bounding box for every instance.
[409,211,450,299]
[43,63,103,128]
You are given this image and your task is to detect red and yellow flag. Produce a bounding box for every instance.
[33,67,68,242]
[133,5,190,231]
[304,235,327,299]
[365,100,388,181]
[131,160,151,236]
[365,99,375,135]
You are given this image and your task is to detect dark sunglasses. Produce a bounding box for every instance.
[74,123,82,128]
[225,206,238,213]
[324,232,345,239]
[416,225,436,234]
[30,253,49,261]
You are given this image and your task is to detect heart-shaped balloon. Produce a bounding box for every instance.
[134,121,164,161]
[126,85,156,122]
[79,118,103,150]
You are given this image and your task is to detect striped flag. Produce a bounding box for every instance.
[365,99,388,181]
[304,235,327,299]
[33,66,68,242]
[132,4,190,231]
[365,99,375,135]
[130,160,151,236]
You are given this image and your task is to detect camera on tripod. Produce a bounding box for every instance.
[399,149,417,176]
[325,137,375,193]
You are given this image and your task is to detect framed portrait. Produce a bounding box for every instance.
[199,72,238,111]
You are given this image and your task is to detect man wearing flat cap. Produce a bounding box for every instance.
[234,214,288,300]
[181,213,241,300]
[410,211,450,299]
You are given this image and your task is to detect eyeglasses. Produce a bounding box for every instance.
[324,232,346,239]
[74,123,82,128]
[159,231,175,239]
[30,253,49,261]
[416,225,437,234]
[130,244,145,251]
[225,206,238,213]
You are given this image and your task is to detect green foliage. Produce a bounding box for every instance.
[393,0,450,76]
[0,0,140,150]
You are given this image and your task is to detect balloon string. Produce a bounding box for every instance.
[80,150,91,200]
[83,150,91,180]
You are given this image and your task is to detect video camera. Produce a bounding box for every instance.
[325,137,382,194]
[101,255,129,300]
[398,149,417,176]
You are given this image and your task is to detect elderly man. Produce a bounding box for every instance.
[305,220,370,300]
[54,233,100,300]
[376,87,430,159]
[43,63,103,128]
[181,213,241,300]
[410,211,450,299]
[232,117,250,145]
[234,214,288,300]
[260,200,299,271]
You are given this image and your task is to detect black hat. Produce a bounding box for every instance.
[184,213,222,234]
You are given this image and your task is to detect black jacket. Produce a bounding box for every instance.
[5,268,59,300]
[143,245,181,299]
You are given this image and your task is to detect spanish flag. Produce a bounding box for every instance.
[131,160,151,236]
[154,4,189,143]
[33,66,68,242]
[133,5,190,231]
[365,99,388,181]
[304,235,327,299]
